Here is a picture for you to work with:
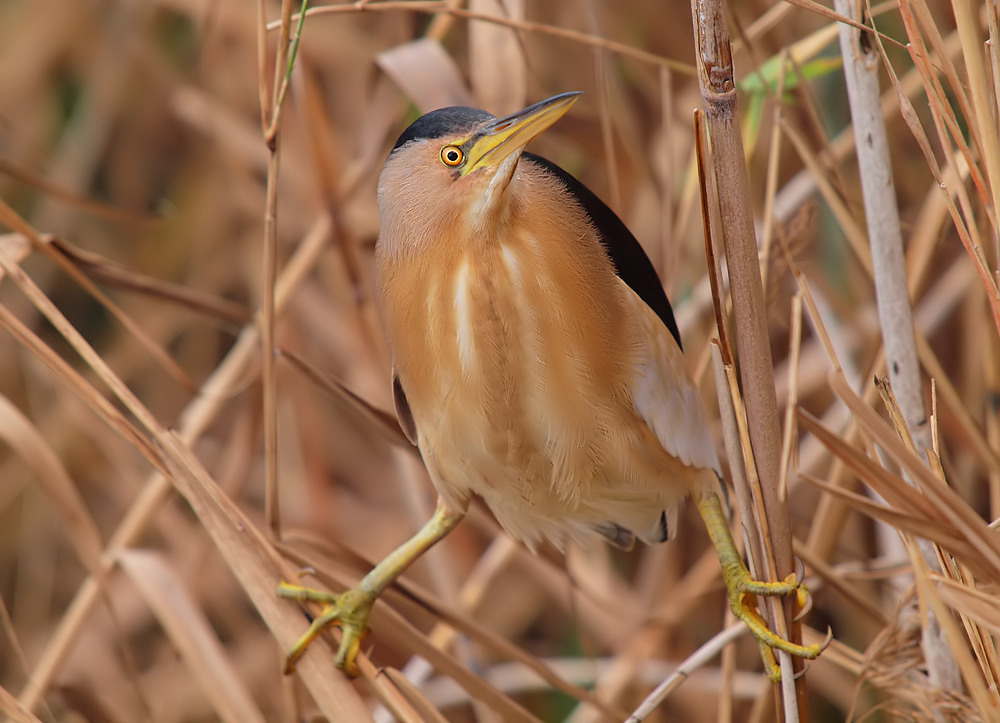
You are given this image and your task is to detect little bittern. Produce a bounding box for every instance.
[279,92,821,679]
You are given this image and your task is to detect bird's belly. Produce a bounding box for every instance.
[420,376,690,551]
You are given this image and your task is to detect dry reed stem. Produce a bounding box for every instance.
[690,0,807,717]
[836,0,958,691]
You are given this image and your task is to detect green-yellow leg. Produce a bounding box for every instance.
[277,498,465,676]
[697,492,822,680]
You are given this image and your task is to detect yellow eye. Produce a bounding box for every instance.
[440,146,464,166]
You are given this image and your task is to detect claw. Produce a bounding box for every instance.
[818,625,834,652]
[793,585,814,621]
[276,582,374,676]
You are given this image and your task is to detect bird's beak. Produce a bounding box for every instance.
[463,92,581,175]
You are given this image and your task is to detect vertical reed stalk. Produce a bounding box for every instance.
[689,0,808,716]
[834,0,960,691]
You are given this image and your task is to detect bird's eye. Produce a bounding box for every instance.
[440,146,464,166]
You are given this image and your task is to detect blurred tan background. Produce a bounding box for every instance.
[0,1,996,721]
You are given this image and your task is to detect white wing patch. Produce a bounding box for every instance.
[624,280,721,475]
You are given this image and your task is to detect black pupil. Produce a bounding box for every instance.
[447,149,459,162]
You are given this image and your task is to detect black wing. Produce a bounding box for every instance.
[522,153,682,350]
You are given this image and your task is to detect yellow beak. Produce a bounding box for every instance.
[463,92,581,175]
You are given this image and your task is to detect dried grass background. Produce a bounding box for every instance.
[0,0,998,721]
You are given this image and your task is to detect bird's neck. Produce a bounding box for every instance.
[462,152,522,234]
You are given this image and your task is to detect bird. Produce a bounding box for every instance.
[278,91,821,680]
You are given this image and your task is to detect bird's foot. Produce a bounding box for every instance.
[276,582,374,676]
[723,564,826,681]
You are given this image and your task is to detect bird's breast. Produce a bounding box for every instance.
[380,220,632,455]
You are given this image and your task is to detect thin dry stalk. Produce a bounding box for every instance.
[627,625,749,722]
[950,0,1000,233]
[291,1,698,76]
[257,0,300,540]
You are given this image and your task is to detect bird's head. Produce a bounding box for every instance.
[377,92,580,254]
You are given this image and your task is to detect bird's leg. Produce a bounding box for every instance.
[697,491,822,680]
[277,498,465,676]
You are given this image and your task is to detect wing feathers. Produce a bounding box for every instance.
[522,154,683,348]
[623,279,721,476]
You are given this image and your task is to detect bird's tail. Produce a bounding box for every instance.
[593,467,728,549]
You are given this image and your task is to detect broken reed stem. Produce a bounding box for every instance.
[834,0,959,691]
[689,0,807,715]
